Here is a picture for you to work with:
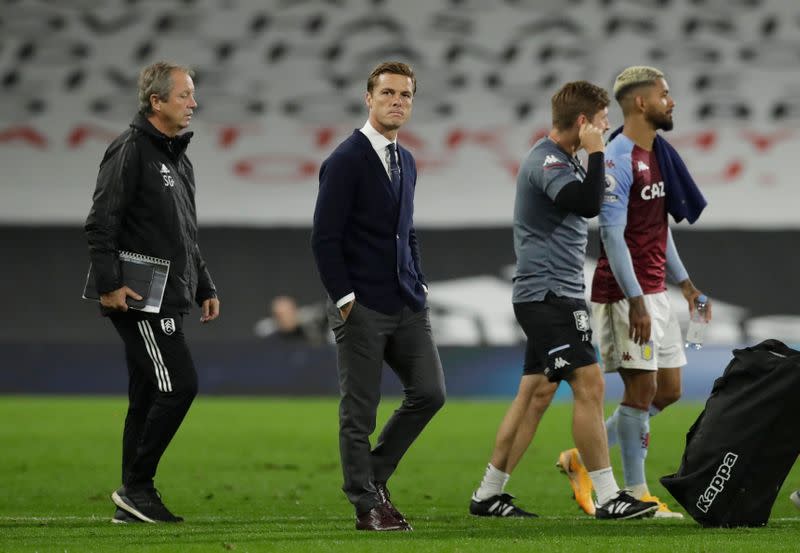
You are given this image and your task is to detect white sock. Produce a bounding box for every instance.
[589,467,619,506]
[474,463,510,501]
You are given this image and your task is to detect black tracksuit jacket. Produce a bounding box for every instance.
[85,113,216,315]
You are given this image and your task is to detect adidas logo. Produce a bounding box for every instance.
[159,163,175,187]
[606,500,631,515]
[553,357,570,369]
[637,160,649,172]
[487,500,515,516]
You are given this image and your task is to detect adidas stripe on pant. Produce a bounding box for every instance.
[110,311,198,488]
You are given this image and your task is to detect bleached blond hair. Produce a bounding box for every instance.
[612,66,665,102]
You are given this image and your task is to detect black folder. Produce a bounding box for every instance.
[82,251,170,313]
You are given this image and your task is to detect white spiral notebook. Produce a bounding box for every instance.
[82,251,170,313]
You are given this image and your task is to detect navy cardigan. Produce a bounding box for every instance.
[311,130,427,315]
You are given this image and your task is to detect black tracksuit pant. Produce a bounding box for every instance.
[110,311,198,489]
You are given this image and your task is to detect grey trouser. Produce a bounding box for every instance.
[327,300,446,514]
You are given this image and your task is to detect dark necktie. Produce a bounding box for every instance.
[386,143,401,200]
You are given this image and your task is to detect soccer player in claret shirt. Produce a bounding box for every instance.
[469,80,657,521]
[558,66,711,518]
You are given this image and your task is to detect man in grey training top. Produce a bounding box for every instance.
[469,81,657,520]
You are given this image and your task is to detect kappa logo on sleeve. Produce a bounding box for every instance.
[542,154,568,169]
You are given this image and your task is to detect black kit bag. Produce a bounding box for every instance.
[660,339,800,527]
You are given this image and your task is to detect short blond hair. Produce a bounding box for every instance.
[613,66,665,102]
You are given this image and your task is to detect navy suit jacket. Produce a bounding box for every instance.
[311,129,427,315]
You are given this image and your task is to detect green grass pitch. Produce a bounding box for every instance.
[1,396,798,552]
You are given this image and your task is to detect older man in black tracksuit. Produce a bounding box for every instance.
[85,61,219,524]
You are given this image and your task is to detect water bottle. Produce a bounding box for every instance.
[685,294,709,350]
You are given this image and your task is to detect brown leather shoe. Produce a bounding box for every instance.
[375,482,412,530]
[355,503,406,531]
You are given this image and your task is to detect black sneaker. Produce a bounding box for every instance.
[595,490,658,520]
[111,485,184,523]
[111,507,143,524]
[469,493,538,517]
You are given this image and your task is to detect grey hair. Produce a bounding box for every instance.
[613,66,665,102]
[137,61,194,115]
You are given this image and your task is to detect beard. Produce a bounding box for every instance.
[645,108,674,131]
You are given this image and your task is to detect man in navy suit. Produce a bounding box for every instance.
[312,61,446,531]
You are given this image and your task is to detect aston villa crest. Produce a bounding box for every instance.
[573,310,590,332]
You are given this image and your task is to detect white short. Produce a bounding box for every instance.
[592,291,687,372]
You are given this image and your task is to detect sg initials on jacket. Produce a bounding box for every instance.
[159,163,175,187]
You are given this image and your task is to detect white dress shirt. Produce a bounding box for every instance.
[361,119,398,177]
